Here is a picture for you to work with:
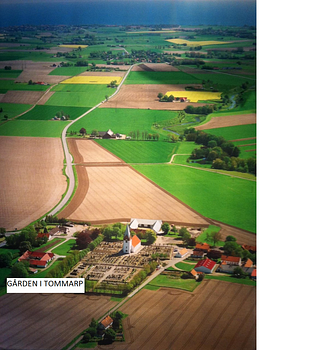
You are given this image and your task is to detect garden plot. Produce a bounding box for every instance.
[0,136,67,231]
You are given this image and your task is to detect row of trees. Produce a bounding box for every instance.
[5,225,46,252]
[128,130,160,141]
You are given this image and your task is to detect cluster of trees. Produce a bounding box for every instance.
[76,228,103,249]
[107,80,118,88]
[135,229,157,245]
[161,223,195,246]
[184,104,216,115]
[0,251,14,268]
[102,223,126,241]
[158,93,174,102]
[128,130,160,141]
[6,225,44,252]
[185,129,256,175]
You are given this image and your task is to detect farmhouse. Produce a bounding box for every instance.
[130,218,162,234]
[195,242,210,252]
[99,316,113,331]
[191,250,205,258]
[175,248,189,258]
[18,250,55,268]
[123,225,141,254]
[193,258,216,274]
[221,255,242,266]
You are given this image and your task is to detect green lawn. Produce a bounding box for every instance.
[174,262,195,272]
[0,119,70,137]
[52,239,76,256]
[125,71,201,84]
[147,274,199,292]
[97,139,179,163]
[68,108,178,135]
[132,164,256,233]
[17,105,89,121]
[196,225,224,246]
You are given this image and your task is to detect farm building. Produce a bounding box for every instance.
[99,316,113,331]
[242,245,256,254]
[130,218,162,234]
[190,268,203,279]
[123,225,141,254]
[251,269,256,281]
[195,243,210,252]
[218,258,255,274]
[221,255,242,266]
[175,248,189,258]
[18,250,55,268]
[37,232,51,241]
[191,250,205,258]
[193,258,216,274]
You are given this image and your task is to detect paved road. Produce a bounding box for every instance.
[48,65,135,217]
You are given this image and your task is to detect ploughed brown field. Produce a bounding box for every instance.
[0,293,117,350]
[107,279,256,350]
[59,139,210,226]
[132,63,180,72]
[195,113,256,130]
[0,136,67,231]
[99,84,210,110]
[0,90,51,105]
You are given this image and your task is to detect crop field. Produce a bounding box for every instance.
[100,83,208,110]
[58,44,88,49]
[125,71,201,85]
[17,105,89,120]
[0,119,69,137]
[166,38,229,46]
[58,139,209,226]
[0,90,48,105]
[132,164,256,233]
[0,293,118,350]
[96,139,179,163]
[68,108,178,135]
[196,113,256,130]
[0,80,50,93]
[165,90,222,102]
[0,69,22,78]
[0,136,66,230]
[203,123,257,141]
[60,75,122,85]
[44,91,107,107]
[117,279,255,350]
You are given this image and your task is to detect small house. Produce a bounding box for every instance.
[195,243,210,253]
[191,250,205,259]
[175,248,189,258]
[251,269,256,281]
[99,316,113,331]
[221,255,242,266]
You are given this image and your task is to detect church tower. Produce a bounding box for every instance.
[123,225,131,254]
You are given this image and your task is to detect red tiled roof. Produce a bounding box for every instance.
[101,316,113,328]
[195,243,210,251]
[29,259,47,267]
[192,250,205,257]
[131,235,141,247]
[37,233,50,239]
[221,255,241,263]
[178,248,188,256]
[244,259,253,268]
[251,269,256,277]
[242,245,256,252]
[194,258,216,271]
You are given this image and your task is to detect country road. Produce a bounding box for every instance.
[48,64,135,217]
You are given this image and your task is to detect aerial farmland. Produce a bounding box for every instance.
[0,21,256,350]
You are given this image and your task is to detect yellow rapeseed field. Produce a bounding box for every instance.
[61,76,122,85]
[58,45,88,49]
[166,39,228,46]
[165,91,222,103]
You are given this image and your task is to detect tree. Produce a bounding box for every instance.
[103,328,116,344]
[225,235,236,242]
[0,227,6,235]
[182,231,191,245]
[146,230,157,245]
[157,92,163,99]
[161,222,170,234]
[0,252,13,268]
[11,262,28,277]
[223,241,243,257]
[233,266,246,279]
[91,129,99,137]
[4,115,8,121]
[83,332,91,342]
[76,231,92,249]
[79,127,87,136]
[179,227,189,237]
[19,241,32,253]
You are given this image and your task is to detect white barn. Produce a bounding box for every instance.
[130,218,162,234]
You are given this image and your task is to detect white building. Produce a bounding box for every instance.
[123,225,141,254]
[129,218,162,234]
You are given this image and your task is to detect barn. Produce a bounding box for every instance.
[193,258,216,274]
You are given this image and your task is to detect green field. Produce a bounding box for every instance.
[49,66,88,76]
[0,119,70,137]
[204,123,256,141]
[52,239,76,255]
[124,71,201,84]
[0,103,32,119]
[132,164,256,233]
[51,84,115,93]
[147,274,199,292]
[174,262,195,272]
[17,105,89,121]
[0,69,23,78]
[68,108,178,135]
[196,225,224,246]
[0,80,50,93]
[97,139,179,163]
[45,91,107,108]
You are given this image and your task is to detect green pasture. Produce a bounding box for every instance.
[0,69,23,78]
[132,164,256,233]
[0,80,50,94]
[0,119,70,137]
[44,91,107,108]
[51,84,114,93]
[147,274,199,292]
[49,66,88,76]
[124,71,201,84]
[17,105,89,121]
[0,103,32,119]
[68,108,177,135]
[97,139,179,163]
[52,239,76,256]
[204,123,256,141]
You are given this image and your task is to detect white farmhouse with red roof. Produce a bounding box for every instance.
[123,225,141,254]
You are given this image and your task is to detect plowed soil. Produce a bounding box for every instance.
[0,136,67,230]
[59,139,210,226]
[0,90,46,105]
[99,84,210,110]
[0,293,117,350]
[195,113,256,130]
[108,279,256,350]
[132,63,180,72]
